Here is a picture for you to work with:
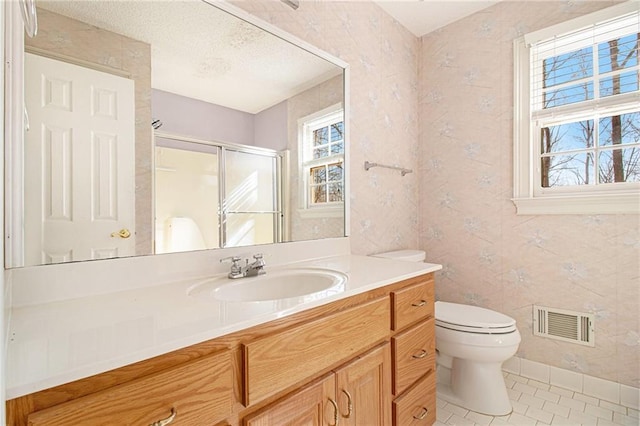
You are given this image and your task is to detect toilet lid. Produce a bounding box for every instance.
[435,301,517,334]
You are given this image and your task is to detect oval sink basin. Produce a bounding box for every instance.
[188,268,348,302]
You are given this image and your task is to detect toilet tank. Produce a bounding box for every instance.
[372,249,425,262]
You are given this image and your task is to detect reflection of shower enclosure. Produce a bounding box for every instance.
[154,133,283,253]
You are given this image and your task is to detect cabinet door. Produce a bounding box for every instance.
[334,344,392,426]
[244,374,336,426]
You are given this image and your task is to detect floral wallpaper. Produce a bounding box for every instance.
[419,1,639,388]
[234,0,638,389]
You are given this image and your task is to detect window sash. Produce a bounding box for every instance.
[512,3,640,214]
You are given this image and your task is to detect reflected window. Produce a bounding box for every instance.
[299,105,344,211]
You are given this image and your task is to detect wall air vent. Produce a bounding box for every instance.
[533,305,595,347]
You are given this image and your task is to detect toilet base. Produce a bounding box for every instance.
[437,359,513,416]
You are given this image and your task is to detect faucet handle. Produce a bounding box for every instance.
[220,255,242,264]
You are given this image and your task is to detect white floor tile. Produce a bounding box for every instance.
[508,373,529,384]
[612,412,640,426]
[552,415,582,425]
[511,399,529,415]
[549,385,575,398]
[542,400,571,418]
[575,393,602,407]
[437,370,637,426]
[558,395,587,411]
[465,410,493,425]
[585,403,614,421]
[528,379,551,391]
[525,406,554,423]
[536,388,562,404]
[568,409,600,426]
[447,413,475,425]
[507,412,538,426]
[519,393,546,409]
[514,381,538,396]
[437,406,454,423]
[507,388,522,401]
[445,402,471,418]
[599,400,627,415]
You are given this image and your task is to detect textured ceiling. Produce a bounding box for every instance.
[375,0,500,37]
[39,1,341,114]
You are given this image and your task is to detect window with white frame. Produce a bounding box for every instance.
[298,105,344,215]
[513,2,639,214]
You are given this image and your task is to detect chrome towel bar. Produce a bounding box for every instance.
[364,161,413,176]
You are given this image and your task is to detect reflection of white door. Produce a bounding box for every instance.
[24,53,136,265]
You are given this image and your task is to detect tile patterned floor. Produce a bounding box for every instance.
[435,373,640,426]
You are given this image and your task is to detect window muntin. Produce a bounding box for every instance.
[300,107,344,210]
[513,3,640,214]
[531,14,639,192]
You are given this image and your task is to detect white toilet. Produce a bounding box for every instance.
[373,249,521,416]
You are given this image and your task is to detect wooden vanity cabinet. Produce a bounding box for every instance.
[6,273,436,426]
[390,277,437,425]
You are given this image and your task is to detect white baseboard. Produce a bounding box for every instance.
[503,356,639,410]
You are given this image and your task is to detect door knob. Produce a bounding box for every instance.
[111,229,131,239]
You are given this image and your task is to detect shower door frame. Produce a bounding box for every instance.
[153,131,285,251]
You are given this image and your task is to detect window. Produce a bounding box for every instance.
[298,105,344,216]
[513,2,640,214]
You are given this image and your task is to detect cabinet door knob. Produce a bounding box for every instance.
[327,398,339,426]
[411,300,427,307]
[150,408,176,426]
[340,389,353,418]
[412,349,428,359]
[413,407,429,420]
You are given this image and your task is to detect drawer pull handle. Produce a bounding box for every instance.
[413,407,429,420]
[412,300,427,307]
[328,397,339,426]
[341,389,353,418]
[412,349,428,359]
[150,408,176,426]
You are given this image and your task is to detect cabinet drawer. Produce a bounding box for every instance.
[392,371,436,426]
[27,350,233,426]
[244,297,390,405]
[392,317,435,396]
[391,278,434,331]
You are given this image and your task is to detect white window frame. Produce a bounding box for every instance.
[513,1,640,215]
[297,104,344,218]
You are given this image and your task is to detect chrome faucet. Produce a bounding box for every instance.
[220,254,266,279]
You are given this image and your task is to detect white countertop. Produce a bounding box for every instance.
[6,254,441,399]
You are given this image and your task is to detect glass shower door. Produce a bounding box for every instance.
[222,149,282,247]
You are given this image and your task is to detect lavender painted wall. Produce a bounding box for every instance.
[152,89,255,145]
[254,101,288,151]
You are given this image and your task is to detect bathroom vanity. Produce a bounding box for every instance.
[6,255,440,425]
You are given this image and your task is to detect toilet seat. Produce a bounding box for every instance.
[436,301,517,334]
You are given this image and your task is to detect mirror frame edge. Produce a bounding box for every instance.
[3,0,351,269]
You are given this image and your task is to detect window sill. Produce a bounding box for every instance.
[297,206,344,219]
[512,192,640,215]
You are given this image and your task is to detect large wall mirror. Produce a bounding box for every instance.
[5,0,348,268]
